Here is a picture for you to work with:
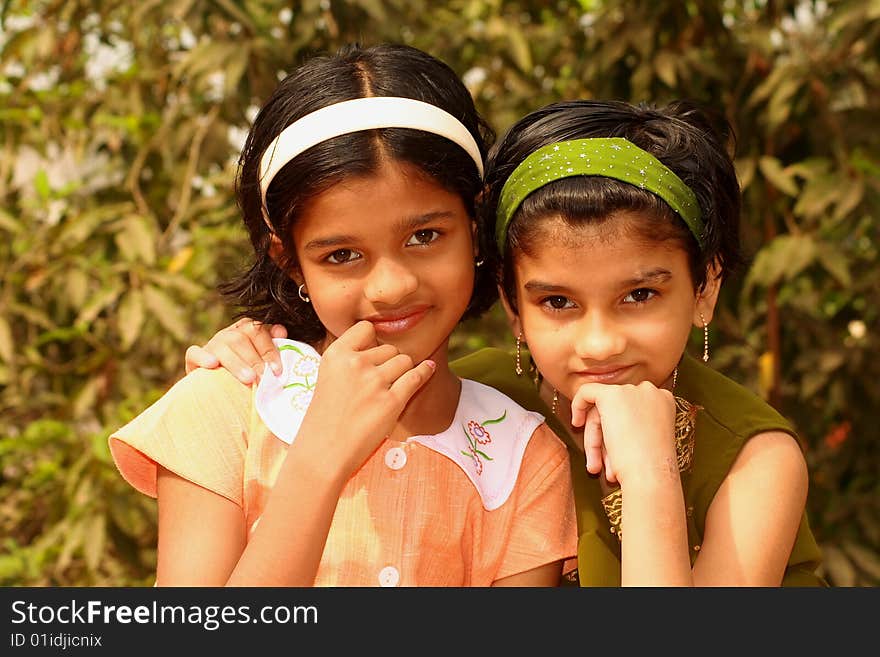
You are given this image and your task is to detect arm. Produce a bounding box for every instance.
[158,321,436,586]
[573,382,692,586]
[573,385,808,586]
[692,430,808,586]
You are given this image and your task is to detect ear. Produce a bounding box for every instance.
[693,258,723,327]
[498,284,522,337]
[471,219,480,259]
[268,233,304,285]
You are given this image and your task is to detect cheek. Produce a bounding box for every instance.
[308,280,358,331]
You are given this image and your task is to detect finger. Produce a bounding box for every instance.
[570,383,610,427]
[361,344,400,366]
[388,360,436,406]
[375,352,415,384]
[583,407,604,475]
[269,323,288,339]
[205,341,258,384]
[337,320,379,351]
[184,345,219,374]
[603,449,617,486]
[250,327,284,376]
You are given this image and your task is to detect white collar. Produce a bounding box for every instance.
[254,339,544,510]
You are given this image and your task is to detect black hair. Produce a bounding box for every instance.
[221,43,496,344]
[483,99,744,312]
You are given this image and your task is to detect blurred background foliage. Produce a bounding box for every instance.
[0,0,877,586]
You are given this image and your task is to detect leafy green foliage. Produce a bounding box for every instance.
[1,0,878,586]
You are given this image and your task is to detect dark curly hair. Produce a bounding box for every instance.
[481,99,744,313]
[221,43,497,345]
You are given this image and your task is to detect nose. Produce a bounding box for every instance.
[573,312,626,362]
[363,256,418,306]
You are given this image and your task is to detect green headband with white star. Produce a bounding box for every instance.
[494,137,704,254]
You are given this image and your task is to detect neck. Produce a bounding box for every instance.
[388,342,461,441]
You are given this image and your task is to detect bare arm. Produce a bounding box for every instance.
[692,430,808,586]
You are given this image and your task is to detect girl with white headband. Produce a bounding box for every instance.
[191,98,825,586]
[108,43,577,586]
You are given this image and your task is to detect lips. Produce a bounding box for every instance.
[365,306,430,334]
[573,364,634,385]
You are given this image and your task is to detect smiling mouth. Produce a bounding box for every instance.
[365,307,430,334]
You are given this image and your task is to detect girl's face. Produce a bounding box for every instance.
[510,213,719,399]
[291,160,477,364]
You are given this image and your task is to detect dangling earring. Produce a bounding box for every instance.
[515,332,524,376]
[551,389,559,416]
[672,367,678,390]
[298,284,310,303]
[474,256,485,268]
[700,311,709,362]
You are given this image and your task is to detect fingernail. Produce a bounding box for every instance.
[270,361,282,375]
[241,368,256,382]
[424,360,436,370]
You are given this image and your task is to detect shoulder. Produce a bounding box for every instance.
[165,367,253,406]
[677,354,796,440]
[109,368,252,502]
[729,430,808,490]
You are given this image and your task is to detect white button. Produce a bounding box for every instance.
[384,446,407,470]
[378,566,400,587]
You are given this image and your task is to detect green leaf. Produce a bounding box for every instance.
[758,156,799,196]
[734,156,756,191]
[654,51,677,87]
[34,169,51,199]
[115,215,156,265]
[75,283,123,327]
[815,244,852,287]
[83,514,107,574]
[744,234,816,290]
[0,316,14,364]
[482,410,507,425]
[143,286,188,341]
[117,288,145,351]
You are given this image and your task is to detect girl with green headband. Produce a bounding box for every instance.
[186,99,825,586]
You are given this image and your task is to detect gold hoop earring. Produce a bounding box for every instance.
[700,312,709,362]
[298,284,310,303]
[515,332,524,376]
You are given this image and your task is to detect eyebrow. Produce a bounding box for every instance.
[303,211,456,252]
[621,268,673,287]
[523,268,673,293]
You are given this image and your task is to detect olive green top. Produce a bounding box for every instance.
[450,347,826,587]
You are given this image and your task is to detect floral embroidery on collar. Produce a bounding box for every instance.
[460,411,506,475]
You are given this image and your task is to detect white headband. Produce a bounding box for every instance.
[257,96,484,219]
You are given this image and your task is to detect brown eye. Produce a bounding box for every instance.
[623,288,656,303]
[542,295,573,310]
[406,229,440,246]
[326,249,359,264]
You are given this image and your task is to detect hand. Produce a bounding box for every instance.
[294,321,436,479]
[571,382,677,486]
[184,318,288,384]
